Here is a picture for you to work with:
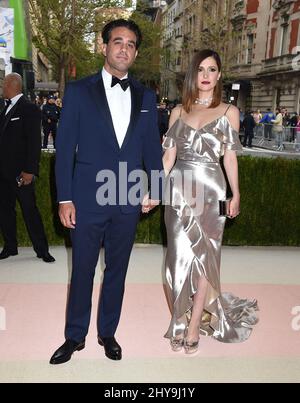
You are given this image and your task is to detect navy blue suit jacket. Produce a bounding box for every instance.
[55,72,163,213]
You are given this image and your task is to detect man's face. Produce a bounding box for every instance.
[102,27,138,78]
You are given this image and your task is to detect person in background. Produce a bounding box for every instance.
[271,107,284,150]
[282,108,290,126]
[55,98,63,112]
[238,107,245,142]
[0,73,55,263]
[242,110,256,148]
[252,109,262,137]
[40,97,47,111]
[157,101,170,141]
[295,114,300,152]
[42,95,60,149]
[289,112,298,142]
[239,107,244,127]
[259,108,275,140]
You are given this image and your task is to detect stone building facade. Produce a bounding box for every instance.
[231,0,300,113]
[161,0,233,101]
[161,0,300,113]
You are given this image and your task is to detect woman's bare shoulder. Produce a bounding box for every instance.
[169,105,183,126]
[171,104,183,116]
[220,102,239,114]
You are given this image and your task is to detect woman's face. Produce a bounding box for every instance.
[197,56,221,93]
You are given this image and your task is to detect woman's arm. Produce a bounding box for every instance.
[162,106,181,175]
[223,150,240,218]
[224,105,240,218]
[163,148,177,176]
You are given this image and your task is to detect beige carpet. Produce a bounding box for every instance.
[0,245,300,383]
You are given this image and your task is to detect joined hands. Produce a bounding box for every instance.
[142,194,160,213]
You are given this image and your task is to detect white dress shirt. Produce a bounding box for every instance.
[102,67,131,148]
[5,93,23,115]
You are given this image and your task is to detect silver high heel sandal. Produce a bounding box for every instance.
[170,337,184,352]
[184,338,199,354]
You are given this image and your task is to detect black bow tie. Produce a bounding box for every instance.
[111,76,130,91]
[1,99,11,116]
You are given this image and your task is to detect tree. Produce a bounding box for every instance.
[196,15,237,81]
[129,10,161,87]
[160,12,237,101]
[29,0,121,95]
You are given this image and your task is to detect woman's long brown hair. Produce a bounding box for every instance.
[182,49,222,113]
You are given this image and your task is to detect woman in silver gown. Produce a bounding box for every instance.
[160,50,258,353]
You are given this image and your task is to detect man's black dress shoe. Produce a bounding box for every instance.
[37,252,55,263]
[98,336,122,360]
[49,339,85,365]
[0,249,18,260]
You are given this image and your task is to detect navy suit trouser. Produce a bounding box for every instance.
[65,207,140,342]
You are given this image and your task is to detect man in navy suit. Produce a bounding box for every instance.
[50,19,163,364]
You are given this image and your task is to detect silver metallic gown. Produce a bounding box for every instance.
[163,115,259,343]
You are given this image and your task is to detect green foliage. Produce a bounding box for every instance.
[196,16,237,81]
[1,155,300,248]
[29,1,161,93]
[223,156,300,245]
[129,10,162,86]
[29,0,121,93]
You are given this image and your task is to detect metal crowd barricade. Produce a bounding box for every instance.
[255,123,267,146]
[254,123,300,152]
[295,129,300,152]
[282,125,299,151]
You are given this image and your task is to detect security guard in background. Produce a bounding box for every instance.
[157,101,170,141]
[42,95,60,149]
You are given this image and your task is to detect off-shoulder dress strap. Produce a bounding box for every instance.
[224,104,231,116]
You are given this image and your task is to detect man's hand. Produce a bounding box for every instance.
[20,171,34,186]
[142,194,160,213]
[58,202,76,229]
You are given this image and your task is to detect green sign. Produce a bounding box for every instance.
[9,0,28,60]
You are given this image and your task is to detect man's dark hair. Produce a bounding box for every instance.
[102,19,142,49]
